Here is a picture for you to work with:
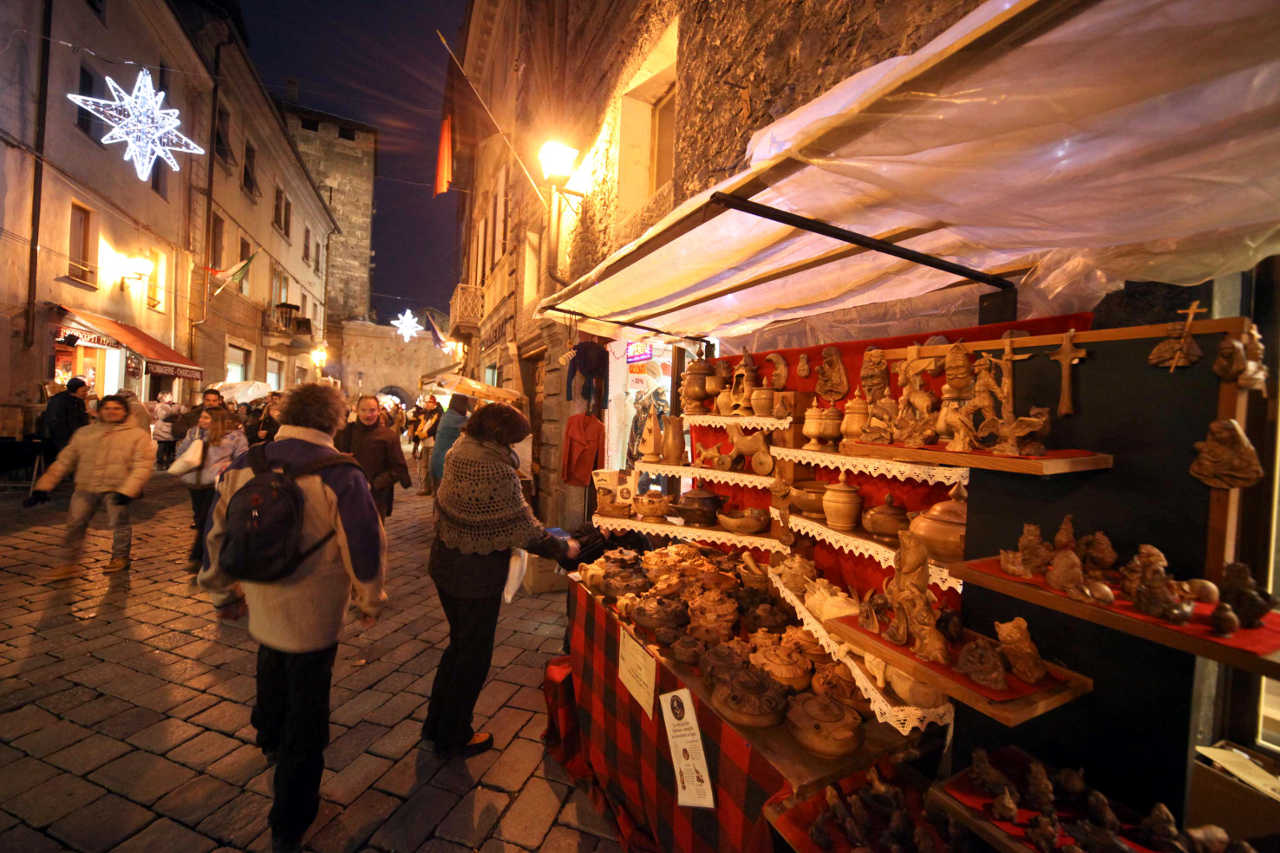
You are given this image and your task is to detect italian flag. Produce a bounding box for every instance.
[210,252,256,296]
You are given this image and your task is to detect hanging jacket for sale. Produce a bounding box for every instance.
[561,413,605,487]
[565,341,609,408]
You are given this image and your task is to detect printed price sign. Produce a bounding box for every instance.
[659,688,715,808]
[617,626,656,717]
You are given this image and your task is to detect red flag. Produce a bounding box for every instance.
[434,113,452,197]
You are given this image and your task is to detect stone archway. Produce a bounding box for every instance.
[377,385,415,406]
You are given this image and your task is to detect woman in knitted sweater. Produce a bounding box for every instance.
[423,403,579,757]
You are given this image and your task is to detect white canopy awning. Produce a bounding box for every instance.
[538,0,1280,345]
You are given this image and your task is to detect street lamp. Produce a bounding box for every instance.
[538,141,579,184]
[310,344,328,379]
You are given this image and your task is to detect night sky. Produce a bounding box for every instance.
[239,0,469,321]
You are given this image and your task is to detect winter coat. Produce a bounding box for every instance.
[335,420,411,517]
[199,425,387,653]
[151,402,181,442]
[36,420,153,497]
[177,425,249,489]
[43,390,89,451]
[429,409,467,484]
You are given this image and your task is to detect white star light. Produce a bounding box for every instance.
[67,68,204,181]
[391,310,424,342]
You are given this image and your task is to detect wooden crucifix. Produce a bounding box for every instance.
[1169,300,1208,372]
[1049,328,1087,416]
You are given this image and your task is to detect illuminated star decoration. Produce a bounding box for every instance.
[67,68,204,181]
[391,310,424,343]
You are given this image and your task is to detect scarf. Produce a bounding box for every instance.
[434,434,544,554]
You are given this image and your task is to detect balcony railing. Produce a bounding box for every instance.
[449,284,483,337]
[262,303,316,350]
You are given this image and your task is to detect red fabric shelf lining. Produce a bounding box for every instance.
[965,557,1280,657]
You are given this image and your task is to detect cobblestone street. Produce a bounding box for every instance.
[0,468,616,853]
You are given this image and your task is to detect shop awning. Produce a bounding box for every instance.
[59,306,204,380]
[537,0,1280,345]
[426,373,524,404]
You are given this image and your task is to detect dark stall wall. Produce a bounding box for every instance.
[959,335,1227,816]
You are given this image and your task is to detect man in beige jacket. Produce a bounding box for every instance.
[27,394,154,579]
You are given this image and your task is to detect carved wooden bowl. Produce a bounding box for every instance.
[811,662,865,713]
[749,644,813,692]
[785,692,864,758]
[669,635,705,665]
[631,596,689,631]
[710,668,787,728]
[717,508,771,535]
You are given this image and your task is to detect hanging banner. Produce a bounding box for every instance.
[659,688,715,809]
[625,342,653,364]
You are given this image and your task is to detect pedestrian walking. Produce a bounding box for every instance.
[414,396,441,495]
[423,402,579,756]
[176,407,248,572]
[41,377,90,465]
[199,382,385,853]
[175,387,225,436]
[335,395,412,519]
[406,403,423,459]
[253,392,283,444]
[24,394,154,579]
[115,388,153,433]
[429,393,470,485]
[151,392,182,468]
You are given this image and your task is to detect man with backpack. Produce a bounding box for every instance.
[198,383,385,853]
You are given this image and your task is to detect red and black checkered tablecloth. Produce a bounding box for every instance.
[560,580,788,853]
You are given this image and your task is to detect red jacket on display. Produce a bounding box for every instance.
[562,413,605,486]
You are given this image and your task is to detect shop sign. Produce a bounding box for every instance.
[659,688,715,809]
[625,342,652,363]
[146,361,203,380]
[55,326,115,349]
[617,626,657,718]
[125,354,143,378]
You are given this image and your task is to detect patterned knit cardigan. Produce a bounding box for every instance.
[434,434,545,555]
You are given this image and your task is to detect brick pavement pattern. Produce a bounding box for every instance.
[0,464,618,852]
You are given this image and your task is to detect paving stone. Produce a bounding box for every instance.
[539,824,601,853]
[48,791,152,853]
[431,747,502,795]
[325,721,389,771]
[155,774,239,825]
[367,783,458,852]
[479,840,528,853]
[519,713,549,741]
[557,788,618,840]
[167,730,240,769]
[374,749,448,798]
[206,674,256,703]
[109,816,218,853]
[90,750,195,804]
[436,786,510,848]
[127,718,203,753]
[11,719,94,757]
[45,733,132,774]
[308,788,399,853]
[489,645,521,667]
[497,776,568,848]
[3,771,104,827]
[188,699,251,734]
[472,680,520,718]
[507,686,547,712]
[96,706,166,740]
[497,665,545,688]
[0,822,64,853]
[483,737,545,792]
[168,691,222,720]
[196,791,272,849]
[205,742,269,785]
[0,755,59,801]
[61,694,133,726]
[418,840,471,853]
[536,752,575,786]
[486,706,534,750]
[365,692,423,728]
[368,718,423,760]
[321,752,393,806]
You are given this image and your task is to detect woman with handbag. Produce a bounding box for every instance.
[414,396,441,495]
[174,407,247,572]
[423,403,579,757]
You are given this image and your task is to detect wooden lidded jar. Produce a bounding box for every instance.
[822,472,862,531]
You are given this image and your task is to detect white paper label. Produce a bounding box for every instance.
[617,626,656,718]
[659,688,716,809]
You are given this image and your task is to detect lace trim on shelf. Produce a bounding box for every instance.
[769,446,969,486]
[591,515,790,553]
[769,507,962,592]
[635,462,776,489]
[769,572,955,735]
[685,414,792,430]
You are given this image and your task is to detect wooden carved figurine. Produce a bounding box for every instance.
[638,409,663,462]
[859,348,895,444]
[727,424,774,475]
[764,353,788,390]
[995,617,1047,684]
[1220,562,1275,628]
[892,345,941,447]
[936,343,976,448]
[730,354,759,415]
[1189,418,1263,489]
[1018,523,1053,574]
[796,352,811,378]
[1048,329,1087,416]
[1149,301,1206,371]
[1214,323,1269,394]
[815,347,849,401]
[989,338,1047,456]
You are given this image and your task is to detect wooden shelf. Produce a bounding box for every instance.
[591,514,790,554]
[924,786,1031,853]
[635,461,777,489]
[797,441,1112,476]
[685,413,792,430]
[770,445,969,487]
[949,557,1280,680]
[824,617,1093,727]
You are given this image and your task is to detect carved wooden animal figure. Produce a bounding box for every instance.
[725,424,773,474]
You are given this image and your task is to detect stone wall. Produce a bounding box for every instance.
[281,107,376,323]
[326,320,453,402]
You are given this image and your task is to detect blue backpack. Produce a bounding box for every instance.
[219,444,361,582]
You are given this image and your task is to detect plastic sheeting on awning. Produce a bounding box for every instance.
[426,373,524,404]
[537,0,1280,344]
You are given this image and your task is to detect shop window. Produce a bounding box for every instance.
[338,126,356,141]
[214,106,232,163]
[238,237,251,295]
[484,364,499,387]
[617,20,678,222]
[284,199,292,238]
[273,189,285,229]
[303,227,311,262]
[267,358,283,390]
[313,241,321,274]
[68,203,95,284]
[225,344,250,383]
[300,291,308,316]
[75,66,102,138]
[242,142,258,197]
[300,117,319,132]
[209,211,225,266]
[295,365,309,385]
[271,265,288,306]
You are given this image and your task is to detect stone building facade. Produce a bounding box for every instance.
[446,0,981,529]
